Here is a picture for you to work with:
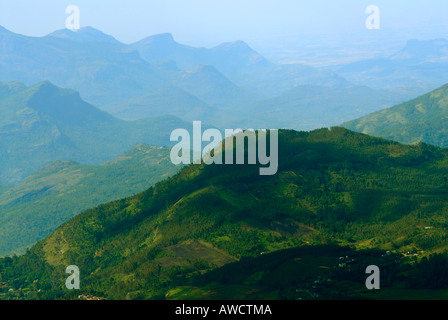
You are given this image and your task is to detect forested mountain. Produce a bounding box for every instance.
[3,128,448,300]
[0,144,181,257]
[0,81,187,184]
[342,83,448,147]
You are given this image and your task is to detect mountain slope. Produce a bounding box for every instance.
[231,85,412,130]
[103,85,212,121]
[342,83,448,147]
[0,144,181,256]
[169,65,258,108]
[132,33,270,72]
[3,128,448,299]
[0,81,188,184]
[46,27,121,44]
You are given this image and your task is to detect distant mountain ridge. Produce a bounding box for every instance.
[46,27,121,44]
[104,85,212,121]
[332,38,448,94]
[390,38,448,63]
[131,33,271,72]
[212,84,413,130]
[0,80,188,184]
[0,26,168,106]
[0,25,349,110]
[132,32,348,97]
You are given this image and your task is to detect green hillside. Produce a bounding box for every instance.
[2,128,448,300]
[0,144,180,257]
[342,83,448,147]
[132,33,348,97]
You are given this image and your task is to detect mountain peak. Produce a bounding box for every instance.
[46,26,120,44]
[0,25,14,36]
[136,33,177,46]
[152,33,175,41]
[25,81,112,125]
[217,40,251,49]
[31,81,72,95]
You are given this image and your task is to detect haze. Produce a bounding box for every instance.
[1,0,447,64]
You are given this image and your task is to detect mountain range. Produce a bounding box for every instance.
[2,25,432,133]
[331,39,448,95]
[0,25,345,108]
[0,80,187,184]
[3,24,448,301]
[0,144,180,257]
[132,33,348,97]
[2,128,448,300]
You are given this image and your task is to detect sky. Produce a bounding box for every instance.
[1,0,447,64]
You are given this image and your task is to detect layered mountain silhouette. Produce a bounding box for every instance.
[3,128,448,299]
[132,32,348,97]
[332,39,448,94]
[0,26,348,108]
[0,25,422,130]
[0,26,166,106]
[0,81,187,184]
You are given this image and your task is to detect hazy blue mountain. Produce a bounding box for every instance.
[235,63,350,97]
[132,33,349,97]
[0,26,166,106]
[332,39,448,93]
[168,65,258,108]
[0,81,188,184]
[227,85,413,130]
[0,144,181,257]
[131,33,210,69]
[0,26,266,110]
[46,26,121,44]
[132,34,271,72]
[342,83,448,148]
[390,39,448,63]
[104,85,212,121]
